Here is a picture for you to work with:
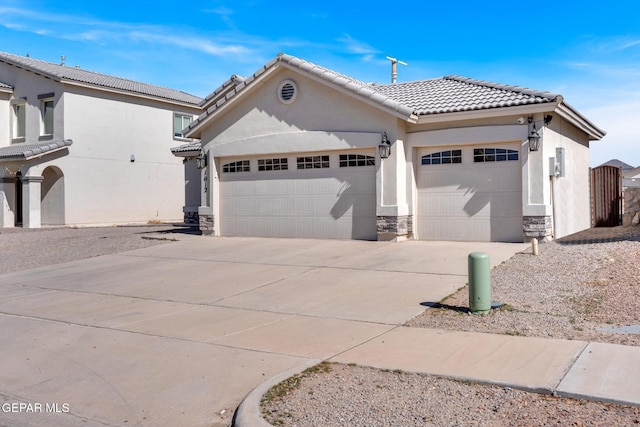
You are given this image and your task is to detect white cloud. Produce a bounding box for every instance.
[0,6,254,58]
[336,34,381,58]
[621,39,640,50]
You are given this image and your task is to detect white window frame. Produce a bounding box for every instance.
[339,154,375,167]
[39,94,54,136]
[222,160,251,173]
[296,155,330,170]
[258,158,288,171]
[12,102,26,140]
[174,113,192,139]
[421,149,462,165]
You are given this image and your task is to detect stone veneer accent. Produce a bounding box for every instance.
[184,211,199,225]
[198,214,214,235]
[377,215,413,240]
[523,215,553,241]
[623,187,640,226]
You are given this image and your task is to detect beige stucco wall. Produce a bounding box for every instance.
[199,68,406,221]
[0,61,201,227]
[541,115,591,238]
[201,68,398,143]
[0,91,11,145]
[59,88,199,225]
[0,66,66,144]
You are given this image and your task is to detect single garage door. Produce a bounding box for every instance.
[219,151,377,239]
[416,144,523,242]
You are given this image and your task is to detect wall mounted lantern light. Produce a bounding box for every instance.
[528,118,541,152]
[196,149,207,169]
[379,132,391,159]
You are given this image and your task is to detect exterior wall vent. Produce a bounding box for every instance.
[278,80,297,104]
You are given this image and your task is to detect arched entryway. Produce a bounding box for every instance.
[41,166,65,225]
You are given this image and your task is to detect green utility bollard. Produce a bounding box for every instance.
[468,252,491,314]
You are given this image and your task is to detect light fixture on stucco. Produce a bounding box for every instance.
[528,118,541,152]
[196,149,207,169]
[379,132,391,159]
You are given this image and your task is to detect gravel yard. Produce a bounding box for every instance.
[261,225,640,426]
[0,224,195,274]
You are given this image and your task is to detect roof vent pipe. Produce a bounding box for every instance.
[386,56,407,84]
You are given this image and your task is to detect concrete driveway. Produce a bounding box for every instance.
[0,235,527,427]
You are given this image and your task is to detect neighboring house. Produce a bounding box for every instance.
[622,166,640,188]
[598,159,634,174]
[184,53,605,242]
[0,52,202,228]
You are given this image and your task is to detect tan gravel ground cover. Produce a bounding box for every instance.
[261,225,640,426]
[0,225,186,274]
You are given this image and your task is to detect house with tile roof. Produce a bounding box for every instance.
[598,159,635,173]
[184,53,605,242]
[0,52,202,228]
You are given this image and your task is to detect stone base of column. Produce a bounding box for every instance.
[377,215,413,241]
[523,216,553,242]
[198,214,214,235]
[184,210,199,225]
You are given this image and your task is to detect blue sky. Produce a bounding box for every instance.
[1,0,639,167]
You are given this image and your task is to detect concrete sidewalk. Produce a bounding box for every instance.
[236,327,640,426]
[0,234,637,427]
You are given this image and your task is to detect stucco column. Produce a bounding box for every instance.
[22,175,43,229]
[376,136,412,241]
[0,177,16,228]
[522,120,553,241]
[198,149,216,236]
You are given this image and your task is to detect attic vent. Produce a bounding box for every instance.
[278,80,297,104]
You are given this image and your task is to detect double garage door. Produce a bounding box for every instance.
[219,151,377,240]
[416,144,523,242]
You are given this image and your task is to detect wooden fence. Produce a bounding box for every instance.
[591,165,621,227]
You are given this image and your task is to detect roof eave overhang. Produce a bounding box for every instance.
[171,150,201,158]
[22,145,68,160]
[0,139,73,163]
[414,103,558,125]
[61,80,202,109]
[414,99,606,141]
[276,62,417,122]
[185,65,281,139]
[555,102,606,141]
[186,61,417,139]
[0,59,202,108]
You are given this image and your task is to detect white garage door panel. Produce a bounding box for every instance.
[220,155,376,240]
[417,145,523,242]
